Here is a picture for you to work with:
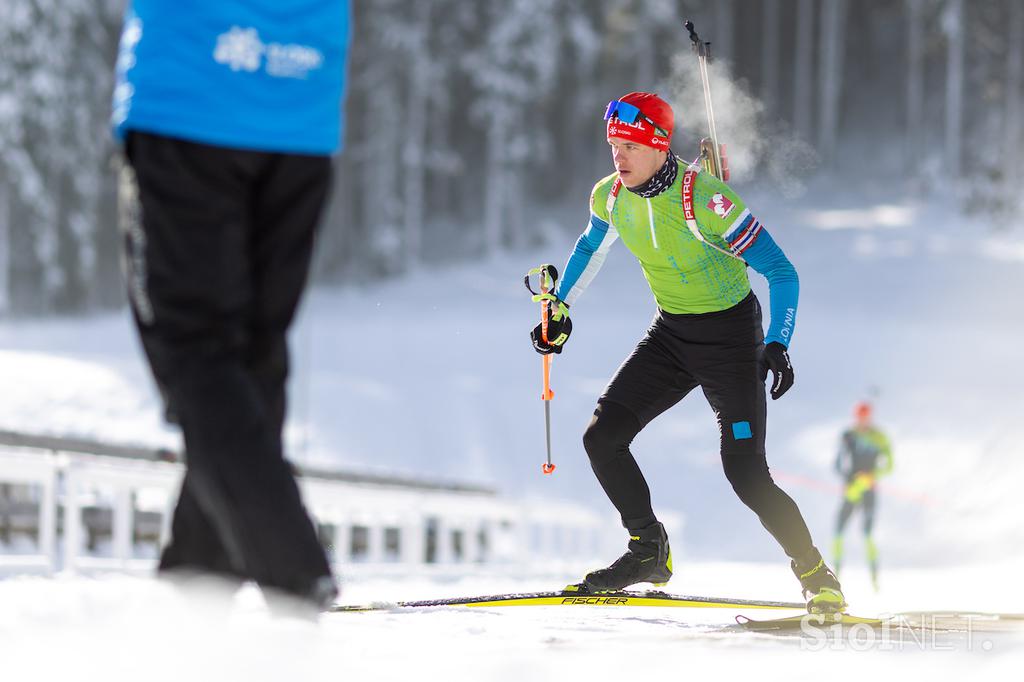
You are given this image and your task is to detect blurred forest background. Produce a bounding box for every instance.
[1,0,1022,316]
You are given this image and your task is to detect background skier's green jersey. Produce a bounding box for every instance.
[589,168,750,314]
[836,427,894,480]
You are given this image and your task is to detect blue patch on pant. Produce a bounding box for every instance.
[732,421,753,440]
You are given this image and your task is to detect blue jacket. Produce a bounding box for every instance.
[112,0,350,155]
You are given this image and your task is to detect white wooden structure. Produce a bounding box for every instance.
[0,432,606,576]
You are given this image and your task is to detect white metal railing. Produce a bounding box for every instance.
[61,453,182,574]
[0,444,608,577]
[0,447,58,574]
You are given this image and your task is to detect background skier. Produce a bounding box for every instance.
[832,401,894,590]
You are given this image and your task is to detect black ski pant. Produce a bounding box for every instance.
[120,131,333,598]
[583,292,814,561]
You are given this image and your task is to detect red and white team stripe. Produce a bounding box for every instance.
[722,208,750,241]
[728,215,763,255]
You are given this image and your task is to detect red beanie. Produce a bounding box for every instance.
[606,92,675,151]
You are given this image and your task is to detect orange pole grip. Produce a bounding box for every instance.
[539,275,554,401]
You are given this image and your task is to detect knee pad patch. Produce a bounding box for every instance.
[731,421,753,440]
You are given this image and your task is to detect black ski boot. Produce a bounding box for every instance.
[580,522,673,593]
[792,547,846,614]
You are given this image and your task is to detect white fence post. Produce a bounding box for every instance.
[61,455,182,574]
[0,448,60,574]
[63,463,83,572]
[113,488,133,568]
[38,464,57,565]
[402,515,424,565]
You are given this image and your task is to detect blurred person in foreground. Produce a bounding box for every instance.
[832,401,893,591]
[530,92,845,614]
[112,0,350,614]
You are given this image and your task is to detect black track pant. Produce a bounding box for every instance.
[583,292,814,560]
[121,131,333,598]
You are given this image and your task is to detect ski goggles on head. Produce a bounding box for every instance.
[604,100,669,137]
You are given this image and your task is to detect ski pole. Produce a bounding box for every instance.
[684,20,728,181]
[524,264,559,475]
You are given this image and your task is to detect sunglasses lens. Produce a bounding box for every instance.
[604,100,641,123]
[614,102,641,124]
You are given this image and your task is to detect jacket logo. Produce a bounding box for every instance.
[214,26,263,72]
[707,192,735,219]
[214,26,324,79]
[682,169,697,221]
[560,597,629,605]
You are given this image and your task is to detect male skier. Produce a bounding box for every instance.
[833,401,893,590]
[530,92,845,613]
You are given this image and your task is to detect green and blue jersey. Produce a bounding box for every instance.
[555,160,799,346]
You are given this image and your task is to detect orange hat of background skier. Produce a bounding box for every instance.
[605,92,675,151]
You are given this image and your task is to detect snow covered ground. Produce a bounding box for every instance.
[1,562,1021,682]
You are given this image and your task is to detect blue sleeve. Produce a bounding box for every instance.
[742,226,799,347]
[554,214,618,305]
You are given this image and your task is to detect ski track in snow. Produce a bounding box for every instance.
[1,564,1021,682]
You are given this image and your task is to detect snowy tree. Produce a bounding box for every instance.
[713,0,735,70]
[943,0,964,170]
[352,0,440,273]
[462,0,561,254]
[550,0,602,201]
[817,0,847,165]
[792,0,815,143]
[1003,1,1023,209]
[5,0,1024,314]
[0,182,8,315]
[398,1,433,272]
[906,0,926,172]
[0,0,122,314]
[759,0,781,121]
[0,0,66,309]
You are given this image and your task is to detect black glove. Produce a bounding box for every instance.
[761,341,794,400]
[530,296,572,355]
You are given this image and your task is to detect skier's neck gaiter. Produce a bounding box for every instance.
[628,153,678,198]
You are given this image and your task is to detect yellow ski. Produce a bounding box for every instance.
[332,589,805,613]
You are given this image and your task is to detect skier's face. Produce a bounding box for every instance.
[609,137,666,188]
